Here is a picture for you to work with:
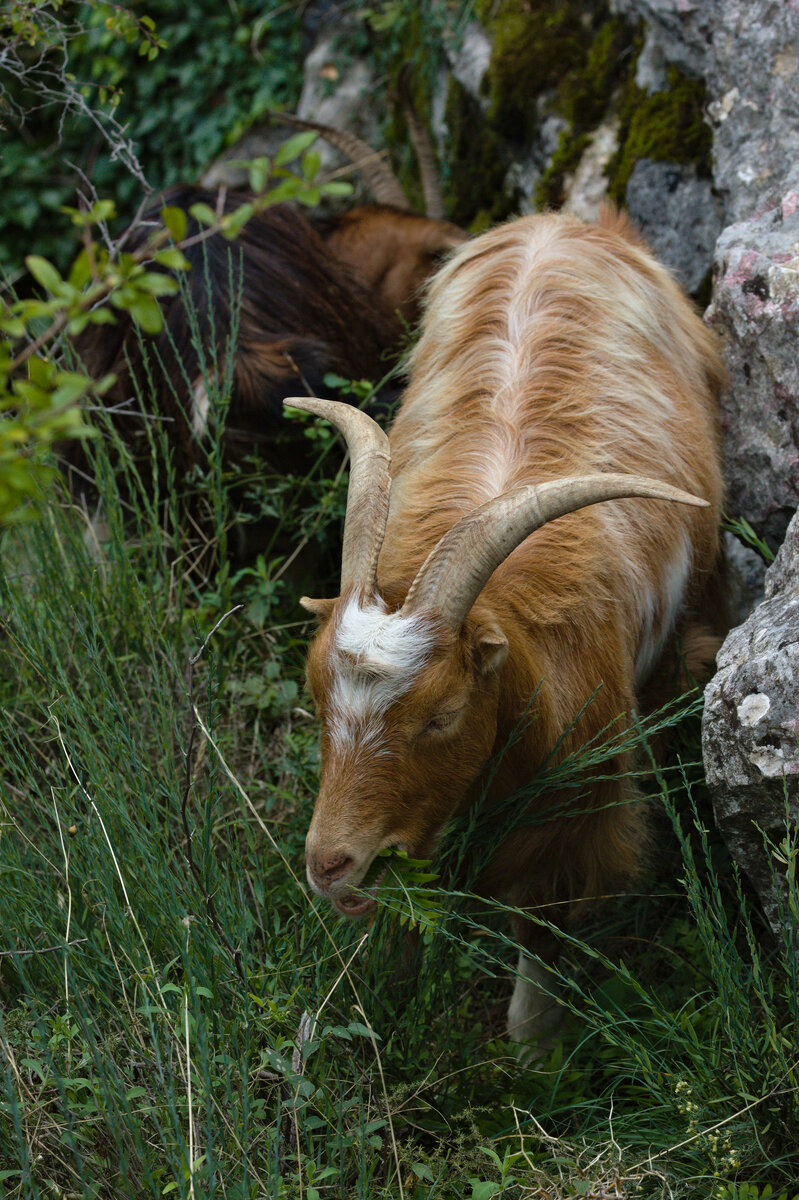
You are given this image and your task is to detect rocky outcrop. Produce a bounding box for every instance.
[611,1,799,223]
[703,512,799,933]
[204,14,377,192]
[706,185,799,546]
[624,159,721,293]
[611,1,799,541]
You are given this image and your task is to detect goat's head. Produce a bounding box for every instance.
[287,398,709,917]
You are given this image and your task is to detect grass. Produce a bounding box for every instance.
[1,351,798,1199]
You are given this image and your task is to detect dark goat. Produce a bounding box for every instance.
[66,112,464,495]
[64,106,465,566]
[70,188,405,480]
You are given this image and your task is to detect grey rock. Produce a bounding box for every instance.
[703,510,799,934]
[449,21,492,103]
[561,118,620,223]
[613,0,799,223]
[297,35,380,176]
[610,0,713,79]
[705,181,799,543]
[634,24,670,94]
[725,533,768,629]
[508,94,568,216]
[203,24,380,193]
[706,1,799,223]
[625,159,722,293]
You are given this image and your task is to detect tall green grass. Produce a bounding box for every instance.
[1,352,797,1198]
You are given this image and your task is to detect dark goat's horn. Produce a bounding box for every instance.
[396,64,446,221]
[273,112,410,212]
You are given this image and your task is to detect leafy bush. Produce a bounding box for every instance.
[0,0,304,271]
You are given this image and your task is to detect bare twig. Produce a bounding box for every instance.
[0,938,88,959]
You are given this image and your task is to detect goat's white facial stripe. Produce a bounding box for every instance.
[326,597,435,754]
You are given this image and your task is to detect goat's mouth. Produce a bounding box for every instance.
[332,862,388,919]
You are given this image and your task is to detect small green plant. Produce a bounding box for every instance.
[723,513,777,563]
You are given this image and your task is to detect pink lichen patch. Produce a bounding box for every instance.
[782,191,799,219]
[724,250,762,290]
[743,294,766,318]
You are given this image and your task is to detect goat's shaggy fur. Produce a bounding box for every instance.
[301,208,726,1046]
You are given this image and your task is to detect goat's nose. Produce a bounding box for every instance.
[307,851,354,892]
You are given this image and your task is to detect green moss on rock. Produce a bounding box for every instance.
[606,67,712,203]
[444,77,519,230]
[557,16,634,129]
[478,0,595,142]
[534,128,590,210]
[532,14,635,210]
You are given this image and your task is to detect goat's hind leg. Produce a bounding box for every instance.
[506,918,564,1061]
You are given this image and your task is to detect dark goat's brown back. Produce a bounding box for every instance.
[70,189,402,479]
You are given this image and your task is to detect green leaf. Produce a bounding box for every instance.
[321,180,355,197]
[68,249,93,289]
[261,178,300,206]
[188,202,219,228]
[154,248,191,271]
[137,272,179,297]
[88,308,117,325]
[0,315,26,338]
[52,373,90,406]
[128,295,163,334]
[273,130,317,167]
[248,157,270,193]
[88,199,116,224]
[301,148,321,181]
[28,355,55,387]
[161,206,188,242]
[347,1021,379,1040]
[469,1182,500,1200]
[126,1086,148,1101]
[295,186,321,208]
[67,314,90,336]
[412,1163,434,1182]
[221,202,255,239]
[25,256,64,295]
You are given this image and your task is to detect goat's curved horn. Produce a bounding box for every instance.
[396,64,445,221]
[273,112,410,212]
[283,398,391,600]
[401,474,709,630]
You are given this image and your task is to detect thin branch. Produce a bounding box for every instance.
[0,938,88,959]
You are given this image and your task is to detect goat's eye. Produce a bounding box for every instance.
[423,709,461,735]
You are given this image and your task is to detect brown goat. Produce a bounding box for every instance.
[287,207,726,1050]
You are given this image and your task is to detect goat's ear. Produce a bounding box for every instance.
[300,596,337,625]
[470,615,509,676]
